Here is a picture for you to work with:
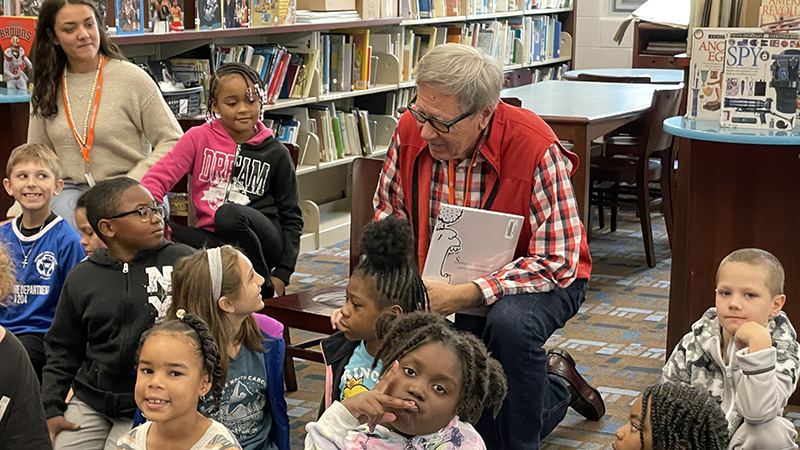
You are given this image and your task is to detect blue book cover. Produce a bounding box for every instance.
[418,0,431,19]
[532,18,541,62]
[553,20,561,59]
[115,0,145,35]
[540,17,547,61]
[264,47,284,94]
[253,45,277,83]
[322,34,331,95]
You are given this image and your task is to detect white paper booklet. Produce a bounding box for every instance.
[422,204,524,285]
[720,31,800,129]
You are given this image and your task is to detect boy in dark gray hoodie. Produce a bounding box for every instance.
[41,177,194,450]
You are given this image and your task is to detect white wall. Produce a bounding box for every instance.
[574,0,634,69]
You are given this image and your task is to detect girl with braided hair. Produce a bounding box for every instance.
[306,311,507,449]
[613,383,730,450]
[166,245,290,450]
[142,62,303,299]
[117,311,241,450]
[321,217,430,415]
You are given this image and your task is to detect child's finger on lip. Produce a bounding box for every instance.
[375,394,418,412]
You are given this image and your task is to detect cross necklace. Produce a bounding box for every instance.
[19,218,45,268]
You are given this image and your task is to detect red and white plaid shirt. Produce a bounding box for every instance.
[374,137,583,305]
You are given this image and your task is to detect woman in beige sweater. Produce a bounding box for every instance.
[23,0,182,229]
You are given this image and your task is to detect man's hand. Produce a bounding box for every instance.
[330,308,342,330]
[47,416,80,447]
[341,361,418,431]
[270,277,285,297]
[423,279,484,316]
[734,321,772,353]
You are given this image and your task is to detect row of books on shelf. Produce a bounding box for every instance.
[265,104,384,164]
[212,31,378,102]
[687,27,800,131]
[400,16,564,80]
[148,25,566,119]
[400,0,569,20]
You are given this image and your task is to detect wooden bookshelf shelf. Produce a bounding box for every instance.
[318,83,398,101]
[264,97,319,111]
[401,16,468,25]
[110,17,403,45]
[296,165,317,175]
[400,7,572,26]
[524,7,571,15]
[525,55,571,68]
[319,155,360,170]
[466,10,524,20]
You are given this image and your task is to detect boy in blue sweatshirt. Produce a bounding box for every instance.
[0,144,85,383]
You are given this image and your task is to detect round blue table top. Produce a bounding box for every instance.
[663,116,800,145]
[564,68,684,84]
[0,87,31,104]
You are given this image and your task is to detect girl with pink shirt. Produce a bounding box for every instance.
[141,63,302,298]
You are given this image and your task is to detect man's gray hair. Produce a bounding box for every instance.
[415,44,504,115]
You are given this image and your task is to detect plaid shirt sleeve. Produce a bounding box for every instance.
[473,143,583,305]
[373,129,407,221]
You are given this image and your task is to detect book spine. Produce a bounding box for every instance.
[331,115,345,159]
[343,41,353,92]
[322,34,330,95]
[418,0,431,18]
[353,31,370,90]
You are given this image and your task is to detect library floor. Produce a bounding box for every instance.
[282,211,800,449]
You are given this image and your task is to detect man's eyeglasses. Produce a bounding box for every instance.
[106,205,167,222]
[407,103,473,133]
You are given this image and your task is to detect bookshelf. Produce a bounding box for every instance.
[632,21,688,69]
[107,4,577,252]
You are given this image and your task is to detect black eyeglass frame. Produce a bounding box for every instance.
[105,205,167,221]
[407,103,474,133]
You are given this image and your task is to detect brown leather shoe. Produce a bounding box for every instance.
[546,348,605,421]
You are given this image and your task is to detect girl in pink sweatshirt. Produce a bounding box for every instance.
[142,63,302,298]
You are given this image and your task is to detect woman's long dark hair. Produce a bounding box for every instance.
[31,0,127,119]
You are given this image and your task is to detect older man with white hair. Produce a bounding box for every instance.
[373,43,604,449]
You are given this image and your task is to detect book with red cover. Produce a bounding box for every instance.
[0,16,36,90]
[267,52,291,104]
[280,62,299,98]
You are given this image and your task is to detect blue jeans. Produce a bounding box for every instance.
[456,279,588,450]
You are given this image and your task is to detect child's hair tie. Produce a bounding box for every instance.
[207,247,223,300]
[176,308,186,320]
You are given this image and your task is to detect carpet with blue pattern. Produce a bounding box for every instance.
[282,211,800,449]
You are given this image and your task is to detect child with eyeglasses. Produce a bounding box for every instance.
[41,177,195,450]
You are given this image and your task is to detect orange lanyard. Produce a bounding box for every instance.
[447,146,480,207]
[62,56,105,164]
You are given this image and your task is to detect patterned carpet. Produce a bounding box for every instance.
[281,210,800,449]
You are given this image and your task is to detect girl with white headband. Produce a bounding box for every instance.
[166,245,290,450]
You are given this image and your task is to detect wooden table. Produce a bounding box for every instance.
[259,287,345,391]
[0,88,31,219]
[563,68,685,84]
[663,116,800,405]
[501,81,659,223]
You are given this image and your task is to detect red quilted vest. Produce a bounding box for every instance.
[394,101,592,282]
